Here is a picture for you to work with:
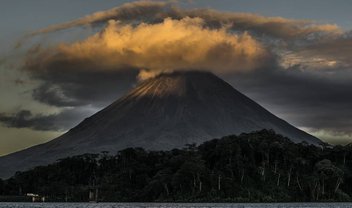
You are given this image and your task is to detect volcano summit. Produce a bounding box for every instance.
[0,71,322,178]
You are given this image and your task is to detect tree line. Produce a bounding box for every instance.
[1,129,352,202]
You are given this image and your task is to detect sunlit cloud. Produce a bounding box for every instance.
[279,51,340,70]
[25,17,272,78]
[290,37,352,69]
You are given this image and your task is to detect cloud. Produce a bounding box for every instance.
[28,67,138,108]
[22,0,347,76]
[22,17,272,107]
[287,36,352,70]
[226,66,352,144]
[177,9,341,41]
[29,1,170,35]
[25,17,272,74]
[29,1,341,41]
[301,128,352,145]
[50,17,271,73]
[0,108,94,131]
[32,83,83,107]
[23,1,346,73]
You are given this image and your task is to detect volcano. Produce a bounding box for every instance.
[0,71,322,178]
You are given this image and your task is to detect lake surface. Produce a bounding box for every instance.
[0,203,351,208]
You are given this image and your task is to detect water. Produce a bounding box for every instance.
[0,203,351,208]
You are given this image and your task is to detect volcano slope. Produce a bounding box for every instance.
[0,71,322,178]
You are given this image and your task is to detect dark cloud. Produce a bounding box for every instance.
[25,52,139,107]
[29,1,341,41]
[227,66,352,137]
[28,1,170,35]
[32,83,83,107]
[0,108,92,131]
[30,70,138,108]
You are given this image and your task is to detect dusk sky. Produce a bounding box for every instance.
[1,0,352,156]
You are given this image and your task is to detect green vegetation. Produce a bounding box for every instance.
[1,129,352,202]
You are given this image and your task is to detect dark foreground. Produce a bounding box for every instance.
[1,202,352,208]
[1,130,352,202]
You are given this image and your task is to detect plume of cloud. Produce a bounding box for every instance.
[137,69,158,81]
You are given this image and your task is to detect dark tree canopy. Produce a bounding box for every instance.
[1,129,352,202]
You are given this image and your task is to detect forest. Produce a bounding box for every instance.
[1,129,352,202]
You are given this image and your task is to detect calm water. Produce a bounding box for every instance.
[0,203,351,208]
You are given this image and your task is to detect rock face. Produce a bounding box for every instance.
[0,71,322,178]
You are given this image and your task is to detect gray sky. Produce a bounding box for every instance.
[1,0,352,156]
